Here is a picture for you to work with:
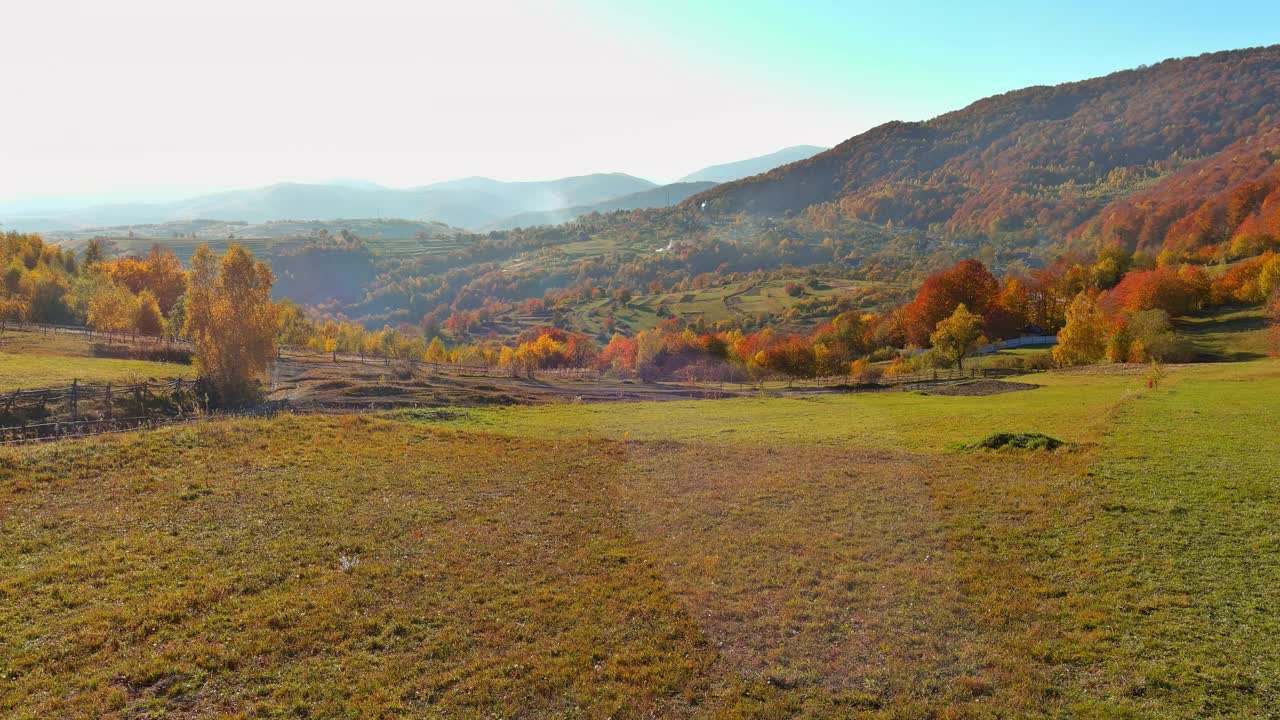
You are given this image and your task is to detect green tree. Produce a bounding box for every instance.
[82,238,105,267]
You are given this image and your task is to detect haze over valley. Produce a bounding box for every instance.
[3,146,828,234]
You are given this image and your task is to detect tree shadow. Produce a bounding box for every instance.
[1175,306,1270,362]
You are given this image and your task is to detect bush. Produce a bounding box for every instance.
[92,342,192,364]
[868,346,898,363]
[848,357,885,384]
[970,432,1068,451]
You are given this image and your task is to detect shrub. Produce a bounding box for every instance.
[971,432,1068,451]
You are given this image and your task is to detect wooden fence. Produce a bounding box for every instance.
[0,378,206,443]
[726,366,1034,391]
[276,348,602,381]
[975,335,1058,355]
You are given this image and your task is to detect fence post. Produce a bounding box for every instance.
[106,382,113,420]
[70,379,78,421]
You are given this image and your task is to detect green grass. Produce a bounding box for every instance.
[394,368,1140,452]
[2,359,1278,717]
[0,418,722,718]
[1053,360,1280,717]
[0,330,188,391]
[963,345,1055,370]
[1175,305,1272,361]
[0,350,187,391]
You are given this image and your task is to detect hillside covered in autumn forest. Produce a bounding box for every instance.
[685,45,1280,259]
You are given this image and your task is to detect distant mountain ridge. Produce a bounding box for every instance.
[482,147,832,230]
[41,217,462,243]
[677,145,827,184]
[3,174,657,232]
[487,182,717,230]
[2,146,831,234]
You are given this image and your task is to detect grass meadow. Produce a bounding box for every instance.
[1,359,1278,717]
[0,330,188,391]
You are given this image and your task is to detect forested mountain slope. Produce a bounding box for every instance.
[687,46,1280,256]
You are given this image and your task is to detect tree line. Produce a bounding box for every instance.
[5,230,1277,395]
[2,234,276,403]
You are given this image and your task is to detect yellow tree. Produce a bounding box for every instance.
[134,289,164,338]
[275,299,315,347]
[87,282,136,342]
[311,320,340,361]
[929,303,986,370]
[184,244,279,402]
[0,296,26,333]
[362,330,384,363]
[1053,292,1108,367]
[143,245,187,315]
[337,322,366,360]
[425,336,448,364]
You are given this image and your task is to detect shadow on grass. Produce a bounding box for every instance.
[1175,305,1270,362]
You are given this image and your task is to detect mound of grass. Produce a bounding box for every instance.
[970,431,1068,451]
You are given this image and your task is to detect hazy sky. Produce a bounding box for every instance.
[4,0,1279,203]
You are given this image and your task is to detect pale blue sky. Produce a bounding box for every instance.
[2,0,1277,203]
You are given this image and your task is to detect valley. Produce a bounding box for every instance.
[4,27,1280,720]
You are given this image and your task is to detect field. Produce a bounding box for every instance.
[0,330,189,391]
[503,277,905,338]
[50,220,468,262]
[3,356,1278,718]
[1174,305,1274,361]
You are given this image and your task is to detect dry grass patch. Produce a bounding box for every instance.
[613,442,1098,717]
[0,417,714,718]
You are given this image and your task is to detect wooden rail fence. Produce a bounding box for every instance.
[0,378,206,443]
[706,366,1035,392]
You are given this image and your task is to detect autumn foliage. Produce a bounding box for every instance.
[1053,293,1108,367]
[184,245,280,402]
[901,260,998,345]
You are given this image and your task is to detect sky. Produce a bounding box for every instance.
[3,0,1280,205]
